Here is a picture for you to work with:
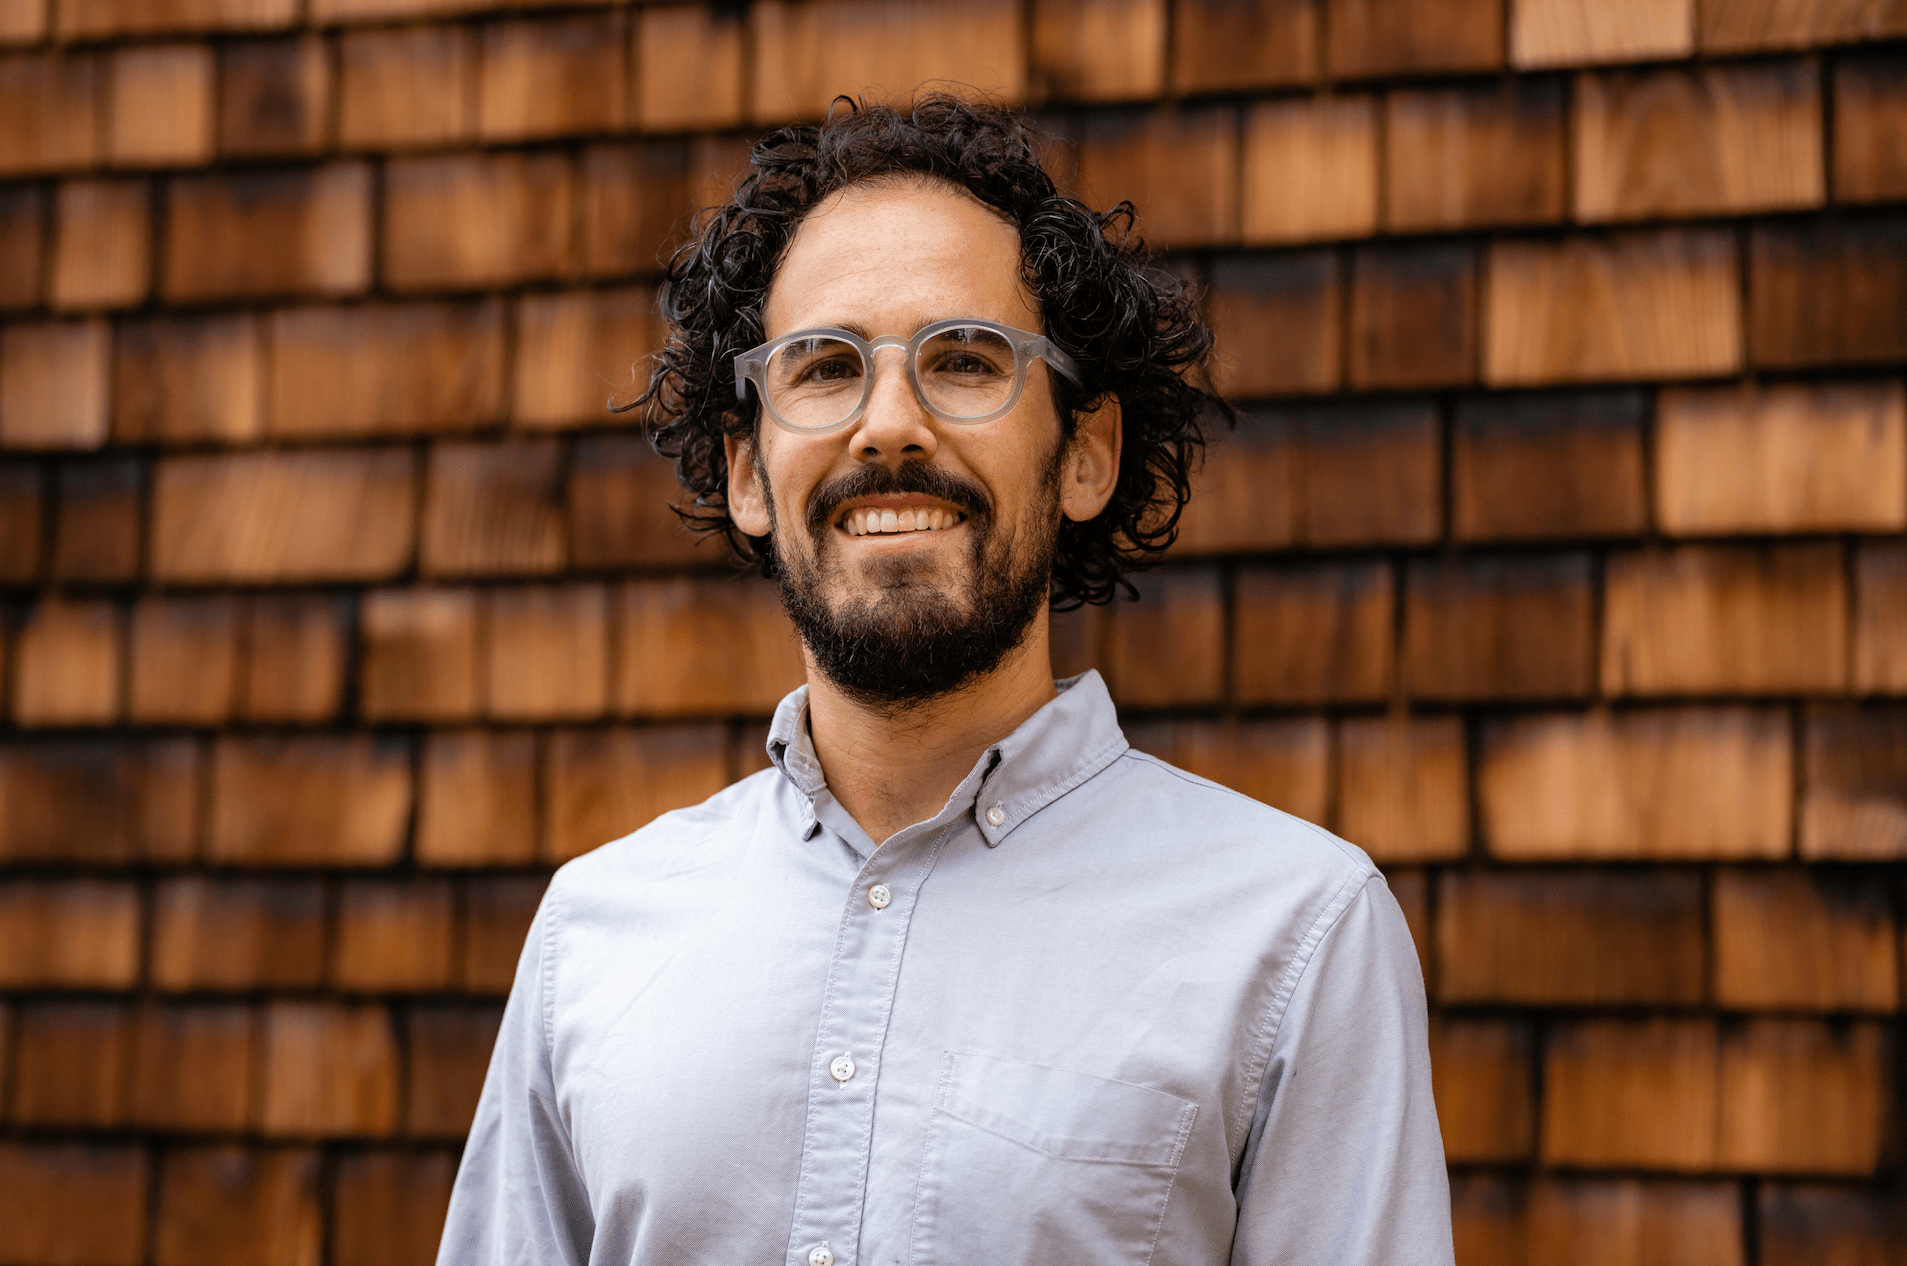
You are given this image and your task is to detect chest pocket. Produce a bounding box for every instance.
[909,1051,1197,1266]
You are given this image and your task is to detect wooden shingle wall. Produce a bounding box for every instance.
[1,0,1905,1260]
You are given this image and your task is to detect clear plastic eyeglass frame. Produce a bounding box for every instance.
[732,317,1084,435]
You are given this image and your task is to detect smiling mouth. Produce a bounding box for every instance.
[840,505,967,536]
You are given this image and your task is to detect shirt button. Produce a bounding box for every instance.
[829,1054,856,1082]
[867,883,892,909]
[808,1247,834,1266]
[986,805,1005,827]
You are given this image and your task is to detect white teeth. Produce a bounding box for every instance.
[842,506,962,535]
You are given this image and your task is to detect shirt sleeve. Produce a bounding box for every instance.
[1230,874,1454,1266]
[437,884,596,1266]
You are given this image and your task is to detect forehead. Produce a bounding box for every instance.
[762,178,1040,338]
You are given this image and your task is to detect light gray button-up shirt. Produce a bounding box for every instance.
[440,671,1452,1266]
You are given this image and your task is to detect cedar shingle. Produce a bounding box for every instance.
[129,595,239,725]
[1103,568,1225,707]
[477,13,627,141]
[1031,0,1167,103]
[333,1151,458,1266]
[749,0,1025,122]
[1206,252,1339,399]
[1479,707,1792,860]
[1240,95,1375,245]
[1574,61,1823,222]
[1802,704,1907,860]
[418,730,539,868]
[260,1001,400,1136]
[338,23,473,149]
[0,880,141,991]
[614,578,805,716]
[1430,1018,1534,1162]
[51,456,141,581]
[239,594,349,722]
[1384,79,1566,232]
[580,140,700,276]
[1855,542,1907,693]
[544,724,728,861]
[12,596,120,727]
[1326,0,1502,74]
[50,177,149,310]
[1527,1178,1743,1266]
[513,287,658,429]
[163,164,372,301]
[1124,717,1329,822]
[1713,867,1898,1012]
[383,152,576,291]
[60,0,296,39]
[1174,412,1299,554]
[1387,867,1429,975]
[567,437,709,566]
[1510,0,1693,67]
[1750,217,1907,368]
[463,875,547,993]
[485,584,609,721]
[1452,389,1646,541]
[1349,241,1477,388]
[0,0,44,43]
[0,318,111,450]
[1541,1018,1718,1169]
[1760,1183,1907,1266]
[10,1000,133,1126]
[1833,54,1907,205]
[1233,560,1392,704]
[151,448,416,583]
[407,1005,503,1137]
[0,460,41,580]
[208,734,412,866]
[1170,0,1317,92]
[151,876,325,991]
[360,587,480,722]
[1602,542,1847,695]
[0,738,197,863]
[0,51,100,176]
[1075,106,1239,246]
[333,878,456,992]
[113,312,263,445]
[0,1143,146,1266]
[269,300,506,440]
[1485,229,1741,385]
[1338,715,1468,862]
[217,34,327,156]
[1404,554,1593,700]
[634,5,744,131]
[1290,400,1441,546]
[0,185,45,308]
[1719,1019,1888,1175]
[1436,868,1706,1004]
[423,440,566,576]
[1449,1174,1527,1266]
[129,1002,254,1132]
[1657,380,1907,535]
[155,1147,321,1266]
[1699,0,1907,52]
[107,43,213,167]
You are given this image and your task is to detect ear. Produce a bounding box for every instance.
[724,431,773,537]
[1059,395,1122,523]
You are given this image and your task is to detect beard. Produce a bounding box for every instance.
[764,448,1061,714]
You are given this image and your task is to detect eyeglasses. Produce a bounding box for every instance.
[733,318,1083,435]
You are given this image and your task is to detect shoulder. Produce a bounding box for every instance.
[548,766,792,898]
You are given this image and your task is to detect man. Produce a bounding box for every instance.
[441,95,1451,1265]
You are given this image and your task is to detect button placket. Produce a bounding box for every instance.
[782,825,953,1266]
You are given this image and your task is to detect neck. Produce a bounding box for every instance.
[804,609,1059,845]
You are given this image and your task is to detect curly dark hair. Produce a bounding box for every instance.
[623,92,1232,607]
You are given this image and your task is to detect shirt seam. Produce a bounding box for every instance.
[1229,869,1378,1160]
[541,879,567,1062]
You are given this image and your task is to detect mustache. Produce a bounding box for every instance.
[803,461,992,538]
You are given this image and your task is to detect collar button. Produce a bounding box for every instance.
[985,804,1006,828]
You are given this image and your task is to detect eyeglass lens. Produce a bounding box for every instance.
[764,325,1021,430]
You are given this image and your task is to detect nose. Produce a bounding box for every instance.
[846,344,938,468]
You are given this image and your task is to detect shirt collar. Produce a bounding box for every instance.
[764,669,1129,850]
